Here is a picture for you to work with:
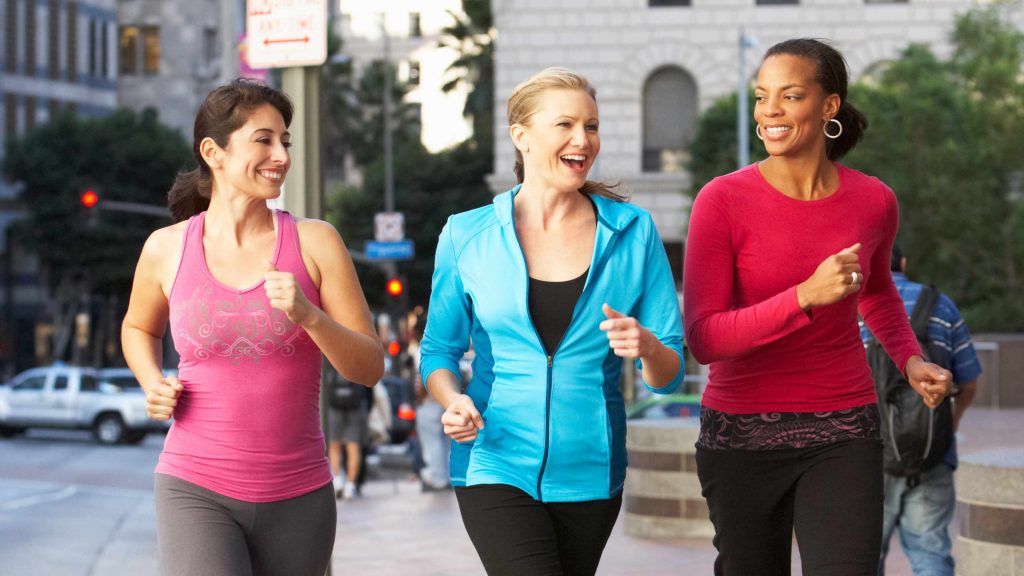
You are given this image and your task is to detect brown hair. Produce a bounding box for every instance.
[167,78,294,222]
[507,67,627,202]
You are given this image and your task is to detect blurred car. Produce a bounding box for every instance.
[0,364,172,445]
[626,393,702,420]
[379,374,416,444]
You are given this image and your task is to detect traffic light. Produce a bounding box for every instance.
[385,277,404,298]
[80,189,99,208]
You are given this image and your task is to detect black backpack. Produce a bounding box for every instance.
[327,370,363,410]
[868,284,953,485]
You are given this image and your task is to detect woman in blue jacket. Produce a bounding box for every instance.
[420,67,684,576]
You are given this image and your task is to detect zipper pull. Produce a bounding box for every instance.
[547,355,553,368]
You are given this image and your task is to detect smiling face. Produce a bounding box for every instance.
[754,54,840,160]
[512,88,600,192]
[208,103,291,199]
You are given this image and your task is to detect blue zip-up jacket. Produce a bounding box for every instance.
[420,186,684,502]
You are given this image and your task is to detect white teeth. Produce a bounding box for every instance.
[766,126,790,136]
[259,170,282,181]
[561,154,586,161]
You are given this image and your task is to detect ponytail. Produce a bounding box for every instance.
[167,167,212,223]
[826,101,868,161]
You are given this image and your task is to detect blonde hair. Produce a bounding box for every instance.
[507,67,626,202]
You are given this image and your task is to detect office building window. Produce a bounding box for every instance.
[101,22,108,77]
[142,26,159,74]
[120,25,160,75]
[49,1,60,79]
[203,27,218,63]
[5,0,16,73]
[119,26,138,74]
[89,19,97,76]
[25,0,37,76]
[409,12,421,38]
[649,0,691,6]
[67,1,78,81]
[642,66,697,173]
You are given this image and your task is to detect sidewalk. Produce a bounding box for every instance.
[331,407,1023,576]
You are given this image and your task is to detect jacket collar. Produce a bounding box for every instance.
[494,184,637,231]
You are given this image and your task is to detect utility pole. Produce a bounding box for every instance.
[737,30,756,169]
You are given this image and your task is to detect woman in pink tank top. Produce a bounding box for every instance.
[122,79,384,576]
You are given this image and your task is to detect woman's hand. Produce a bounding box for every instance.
[146,376,183,421]
[600,304,656,360]
[442,394,484,443]
[905,356,953,409]
[796,243,863,310]
[264,260,317,326]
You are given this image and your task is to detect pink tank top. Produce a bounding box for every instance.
[158,210,331,502]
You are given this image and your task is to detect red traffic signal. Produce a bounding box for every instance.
[387,340,401,357]
[80,190,99,208]
[386,278,404,297]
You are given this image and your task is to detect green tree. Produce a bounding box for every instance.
[327,141,492,310]
[438,0,495,158]
[846,8,1024,330]
[688,91,765,194]
[3,108,191,296]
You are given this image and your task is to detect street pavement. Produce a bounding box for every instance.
[0,407,1020,575]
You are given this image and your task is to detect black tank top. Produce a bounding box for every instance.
[528,268,588,356]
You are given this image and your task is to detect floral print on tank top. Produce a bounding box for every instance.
[172,283,312,364]
[697,404,880,450]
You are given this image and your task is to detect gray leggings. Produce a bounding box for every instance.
[154,473,336,576]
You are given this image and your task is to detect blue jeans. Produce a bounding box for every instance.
[415,399,450,488]
[879,464,955,576]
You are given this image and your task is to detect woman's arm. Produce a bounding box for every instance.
[273,220,384,387]
[683,185,814,364]
[122,228,183,421]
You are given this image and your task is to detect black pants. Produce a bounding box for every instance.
[455,484,622,576]
[696,438,883,576]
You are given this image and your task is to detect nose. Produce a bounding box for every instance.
[761,95,782,117]
[570,125,588,147]
[272,141,290,164]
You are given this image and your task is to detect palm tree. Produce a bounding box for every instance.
[437,0,495,157]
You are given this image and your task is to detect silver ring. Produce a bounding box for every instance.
[850,271,860,285]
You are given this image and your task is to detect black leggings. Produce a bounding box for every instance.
[455,484,622,576]
[696,438,884,576]
[154,474,336,576]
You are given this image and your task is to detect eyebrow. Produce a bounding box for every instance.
[755,83,806,91]
[251,128,291,138]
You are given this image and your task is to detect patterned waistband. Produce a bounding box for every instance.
[696,404,880,450]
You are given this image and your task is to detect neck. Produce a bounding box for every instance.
[515,179,591,231]
[759,153,837,201]
[205,189,275,247]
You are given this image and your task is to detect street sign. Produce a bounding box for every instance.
[366,240,414,261]
[246,0,327,69]
[374,212,405,242]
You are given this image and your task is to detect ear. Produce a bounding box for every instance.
[510,123,529,154]
[199,137,223,169]
[822,93,841,122]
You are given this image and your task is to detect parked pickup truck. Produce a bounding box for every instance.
[0,364,170,445]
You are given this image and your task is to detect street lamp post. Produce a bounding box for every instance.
[738,30,756,169]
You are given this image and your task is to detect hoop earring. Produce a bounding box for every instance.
[755,124,764,141]
[824,118,843,139]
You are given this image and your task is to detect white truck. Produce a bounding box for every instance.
[0,364,170,445]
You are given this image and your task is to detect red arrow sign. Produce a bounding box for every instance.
[264,36,310,45]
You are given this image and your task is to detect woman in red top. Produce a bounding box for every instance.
[683,39,952,575]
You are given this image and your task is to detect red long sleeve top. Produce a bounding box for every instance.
[683,163,921,414]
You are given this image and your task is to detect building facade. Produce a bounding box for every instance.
[488,0,1016,253]
[116,0,231,136]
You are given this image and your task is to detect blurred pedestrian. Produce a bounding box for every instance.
[420,67,684,576]
[410,318,451,492]
[121,78,384,576]
[683,39,953,576]
[326,367,371,500]
[863,244,981,576]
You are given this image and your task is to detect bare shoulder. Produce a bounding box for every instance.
[295,217,348,256]
[140,220,188,262]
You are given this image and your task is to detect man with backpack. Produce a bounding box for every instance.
[326,366,371,500]
[861,244,981,576]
